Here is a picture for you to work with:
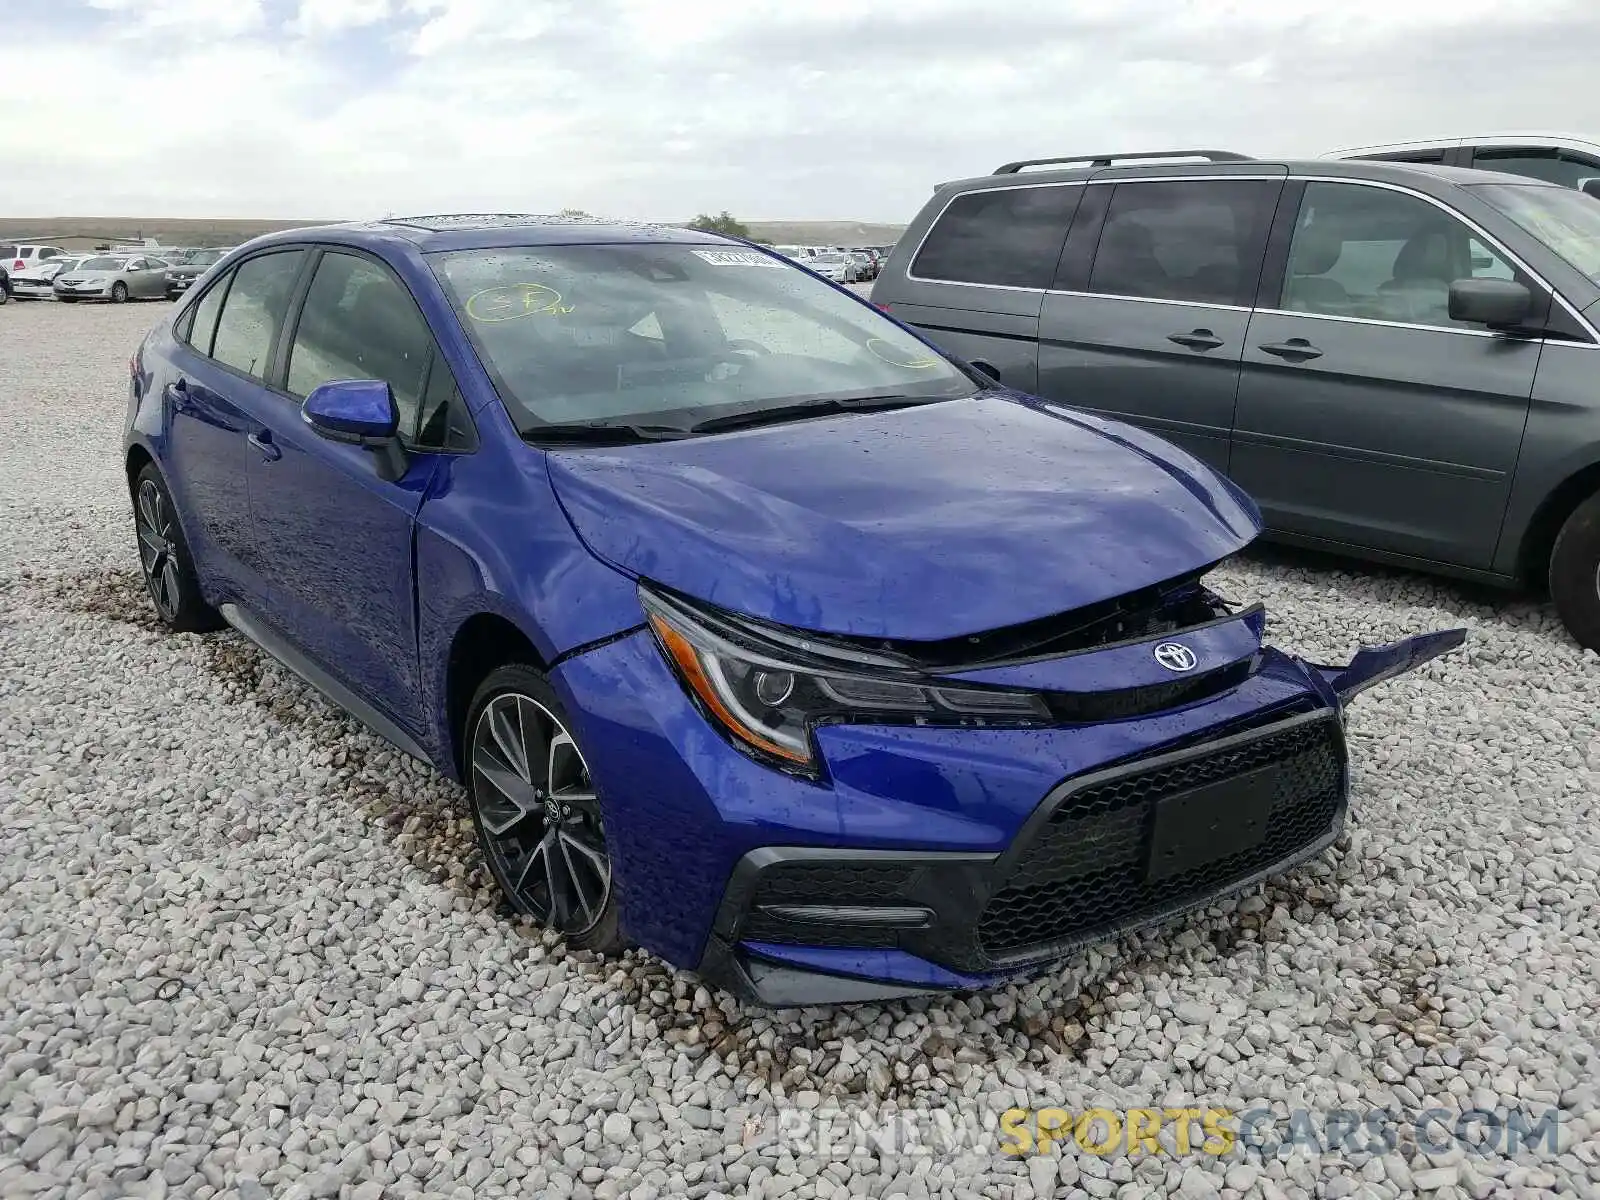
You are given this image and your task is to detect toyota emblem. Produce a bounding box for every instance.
[1153,642,1198,673]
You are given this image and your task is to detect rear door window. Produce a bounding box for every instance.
[209,251,307,381]
[1086,180,1278,306]
[910,184,1081,288]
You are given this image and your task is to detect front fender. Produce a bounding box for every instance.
[1306,628,1467,704]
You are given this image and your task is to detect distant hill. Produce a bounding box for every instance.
[0,216,333,251]
[0,215,907,253]
[741,221,906,247]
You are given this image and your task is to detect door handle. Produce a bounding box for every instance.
[247,430,282,462]
[1167,329,1225,351]
[166,378,187,411]
[1258,338,1323,362]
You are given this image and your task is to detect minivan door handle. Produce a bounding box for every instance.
[1167,329,1225,351]
[247,430,282,462]
[1258,338,1323,362]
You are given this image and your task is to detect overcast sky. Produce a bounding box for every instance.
[10,0,1600,224]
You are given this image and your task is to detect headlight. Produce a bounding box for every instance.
[640,587,1048,774]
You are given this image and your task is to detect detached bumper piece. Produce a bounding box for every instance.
[1311,628,1466,704]
[701,708,1348,1004]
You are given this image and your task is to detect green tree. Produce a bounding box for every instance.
[687,211,755,240]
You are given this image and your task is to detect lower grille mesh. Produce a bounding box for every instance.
[977,717,1344,957]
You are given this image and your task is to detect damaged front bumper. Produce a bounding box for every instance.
[557,583,1468,1006]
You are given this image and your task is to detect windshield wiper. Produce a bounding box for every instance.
[522,421,692,445]
[685,394,947,435]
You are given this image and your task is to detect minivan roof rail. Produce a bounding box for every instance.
[993,150,1254,174]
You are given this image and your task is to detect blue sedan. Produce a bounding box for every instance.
[123,215,1464,1004]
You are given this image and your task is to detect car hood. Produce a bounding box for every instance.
[169,264,209,277]
[545,393,1262,641]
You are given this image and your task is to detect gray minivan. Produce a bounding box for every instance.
[873,150,1600,651]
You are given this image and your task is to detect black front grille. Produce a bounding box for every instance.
[1044,659,1255,723]
[977,715,1345,958]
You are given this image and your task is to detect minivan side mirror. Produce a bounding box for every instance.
[302,379,409,482]
[1579,177,1600,200]
[1448,278,1534,329]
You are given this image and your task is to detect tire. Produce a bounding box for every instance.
[464,665,623,953]
[132,464,225,633]
[0,286,8,306]
[111,281,128,303]
[1550,491,1600,652]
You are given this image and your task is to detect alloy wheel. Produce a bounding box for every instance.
[112,282,128,303]
[470,692,612,934]
[135,478,182,622]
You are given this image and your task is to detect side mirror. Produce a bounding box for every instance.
[302,379,409,481]
[1579,178,1600,200]
[970,360,1001,383]
[1448,278,1533,328]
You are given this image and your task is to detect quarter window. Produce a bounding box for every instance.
[184,271,232,356]
[1087,180,1277,306]
[210,251,306,380]
[911,185,1081,288]
[1280,183,1519,329]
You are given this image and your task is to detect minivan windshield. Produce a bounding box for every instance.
[430,243,974,435]
[1470,182,1600,281]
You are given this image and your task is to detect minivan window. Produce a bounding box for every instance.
[209,251,306,381]
[1470,148,1600,190]
[1279,182,1519,328]
[911,185,1080,289]
[1087,180,1276,306]
[1471,182,1600,282]
[432,243,974,432]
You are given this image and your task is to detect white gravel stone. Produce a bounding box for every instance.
[1,297,1597,1199]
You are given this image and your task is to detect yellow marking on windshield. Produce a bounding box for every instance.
[865,337,939,369]
[466,283,576,322]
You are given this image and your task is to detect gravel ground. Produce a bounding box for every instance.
[1,298,1597,1200]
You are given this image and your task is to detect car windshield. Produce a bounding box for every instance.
[187,250,224,266]
[1470,182,1600,281]
[79,257,124,271]
[812,253,845,264]
[430,242,973,433]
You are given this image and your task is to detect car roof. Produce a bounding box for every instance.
[931,156,1555,195]
[1326,131,1600,157]
[242,213,741,255]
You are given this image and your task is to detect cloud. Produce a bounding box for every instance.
[8,0,1600,221]
[288,0,394,37]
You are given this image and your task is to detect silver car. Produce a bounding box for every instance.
[53,255,172,303]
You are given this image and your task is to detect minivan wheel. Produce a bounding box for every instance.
[132,465,225,632]
[111,282,128,303]
[1549,491,1600,653]
[465,666,623,953]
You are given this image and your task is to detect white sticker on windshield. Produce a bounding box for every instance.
[691,249,782,267]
